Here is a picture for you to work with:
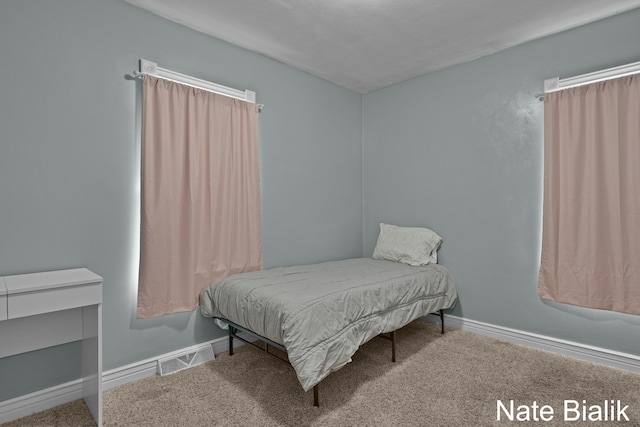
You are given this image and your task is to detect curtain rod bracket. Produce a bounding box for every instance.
[544,78,560,93]
[140,59,157,75]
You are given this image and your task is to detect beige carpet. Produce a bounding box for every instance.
[4,320,640,426]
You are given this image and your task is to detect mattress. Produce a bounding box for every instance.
[200,257,457,391]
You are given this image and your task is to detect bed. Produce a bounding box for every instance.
[200,249,457,405]
[200,223,456,404]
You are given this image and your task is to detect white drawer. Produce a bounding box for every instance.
[7,282,101,319]
[3,268,102,320]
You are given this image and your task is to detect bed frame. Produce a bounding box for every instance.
[217,309,445,407]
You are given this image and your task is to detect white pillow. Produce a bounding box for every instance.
[372,223,442,266]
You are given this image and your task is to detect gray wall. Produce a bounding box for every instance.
[0,0,363,400]
[362,9,640,355]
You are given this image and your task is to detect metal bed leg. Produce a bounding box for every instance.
[229,325,235,356]
[440,309,445,334]
[391,330,396,363]
[313,384,319,407]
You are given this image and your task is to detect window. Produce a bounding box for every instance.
[538,74,640,315]
[137,75,263,318]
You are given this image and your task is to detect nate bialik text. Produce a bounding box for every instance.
[497,399,630,422]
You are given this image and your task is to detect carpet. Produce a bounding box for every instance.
[4,320,640,426]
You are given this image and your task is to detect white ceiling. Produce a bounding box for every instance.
[124,0,640,93]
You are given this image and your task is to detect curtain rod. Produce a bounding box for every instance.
[542,59,640,95]
[134,59,263,111]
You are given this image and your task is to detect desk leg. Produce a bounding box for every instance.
[82,304,102,426]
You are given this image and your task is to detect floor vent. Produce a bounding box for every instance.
[157,344,215,376]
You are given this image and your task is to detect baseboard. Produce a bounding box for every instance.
[0,379,84,425]
[424,313,640,374]
[0,331,251,425]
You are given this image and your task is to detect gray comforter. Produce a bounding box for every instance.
[200,258,457,391]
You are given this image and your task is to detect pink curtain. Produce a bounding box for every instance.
[137,76,263,318]
[538,74,640,315]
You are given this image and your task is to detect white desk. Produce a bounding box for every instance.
[0,269,102,426]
